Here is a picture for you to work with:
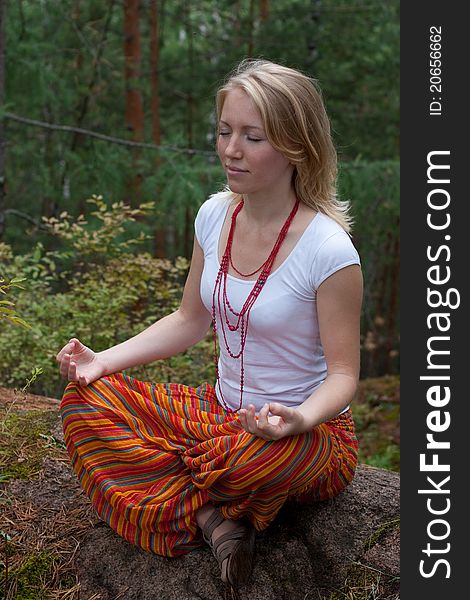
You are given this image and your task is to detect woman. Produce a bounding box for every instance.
[57,59,363,593]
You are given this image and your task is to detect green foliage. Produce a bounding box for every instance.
[0,274,31,330]
[339,160,400,377]
[315,0,400,161]
[42,195,154,257]
[21,367,44,394]
[0,198,214,397]
[0,408,59,482]
[3,0,399,254]
[365,444,400,472]
[7,551,55,600]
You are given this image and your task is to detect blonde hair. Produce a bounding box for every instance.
[216,59,353,232]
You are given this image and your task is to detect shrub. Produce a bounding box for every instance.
[0,198,214,397]
[0,273,31,330]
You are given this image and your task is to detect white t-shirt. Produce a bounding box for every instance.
[194,191,361,413]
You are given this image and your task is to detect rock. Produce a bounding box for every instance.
[76,465,399,600]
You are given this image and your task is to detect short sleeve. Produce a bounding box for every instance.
[194,192,230,251]
[310,231,361,290]
[193,204,204,247]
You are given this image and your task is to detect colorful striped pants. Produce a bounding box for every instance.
[60,373,358,557]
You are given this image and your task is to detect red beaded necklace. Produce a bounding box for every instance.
[211,197,300,412]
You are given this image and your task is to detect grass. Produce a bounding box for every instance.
[0,409,65,483]
[1,495,94,599]
[328,565,400,600]
[0,390,96,599]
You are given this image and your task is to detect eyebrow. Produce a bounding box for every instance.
[219,120,264,132]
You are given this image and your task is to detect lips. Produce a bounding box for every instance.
[226,164,248,173]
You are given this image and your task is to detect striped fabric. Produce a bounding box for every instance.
[60,373,358,557]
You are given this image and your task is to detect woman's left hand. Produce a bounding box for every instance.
[238,402,307,440]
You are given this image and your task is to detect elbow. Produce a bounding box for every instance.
[326,369,359,396]
[175,307,212,346]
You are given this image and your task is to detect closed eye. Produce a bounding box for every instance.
[217,130,264,143]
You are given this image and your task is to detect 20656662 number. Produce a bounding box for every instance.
[429,26,442,116]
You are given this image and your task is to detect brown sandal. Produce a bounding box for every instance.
[201,508,256,590]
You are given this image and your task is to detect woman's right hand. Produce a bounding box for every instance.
[56,338,107,386]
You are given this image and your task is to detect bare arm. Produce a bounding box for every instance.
[239,264,363,439]
[98,237,211,372]
[296,263,363,427]
[57,238,212,383]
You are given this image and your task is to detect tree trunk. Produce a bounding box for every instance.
[233,1,242,49]
[123,0,144,207]
[247,0,256,58]
[150,0,166,257]
[183,0,194,258]
[61,0,115,214]
[72,0,116,149]
[308,0,321,61]
[150,0,161,148]
[260,0,269,21]
[184,0,194,149]
[0,0,6,239]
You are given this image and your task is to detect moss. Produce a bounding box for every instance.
[365,517,400,550]
[9,551,54,600]
[327,519,400,600]
[0,409,59,482]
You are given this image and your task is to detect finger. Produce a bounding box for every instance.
[56,341,75,363]
[269,402,293,421]
[257,403,270,429]
[70,338,87,355]
[247,404,258,433]
[58,338,84,363]
[59,353,71,378]
[241,405,256,434]
[238,409,248,430]
[68,361,79,382]
[78,374,88,387]
[269,403,304,436]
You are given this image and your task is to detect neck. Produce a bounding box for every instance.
[240,187,298,227]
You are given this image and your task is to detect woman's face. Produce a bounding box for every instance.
[217,88,294,197]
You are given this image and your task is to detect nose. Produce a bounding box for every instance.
[224,134,243,159]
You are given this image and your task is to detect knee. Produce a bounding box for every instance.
[233,433,313,487]
[60,379,95,412]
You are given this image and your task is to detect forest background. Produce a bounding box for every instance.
[0,0,399,467]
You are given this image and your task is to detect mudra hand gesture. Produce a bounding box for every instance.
[56,338,106,386]
[238,402,306,440]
